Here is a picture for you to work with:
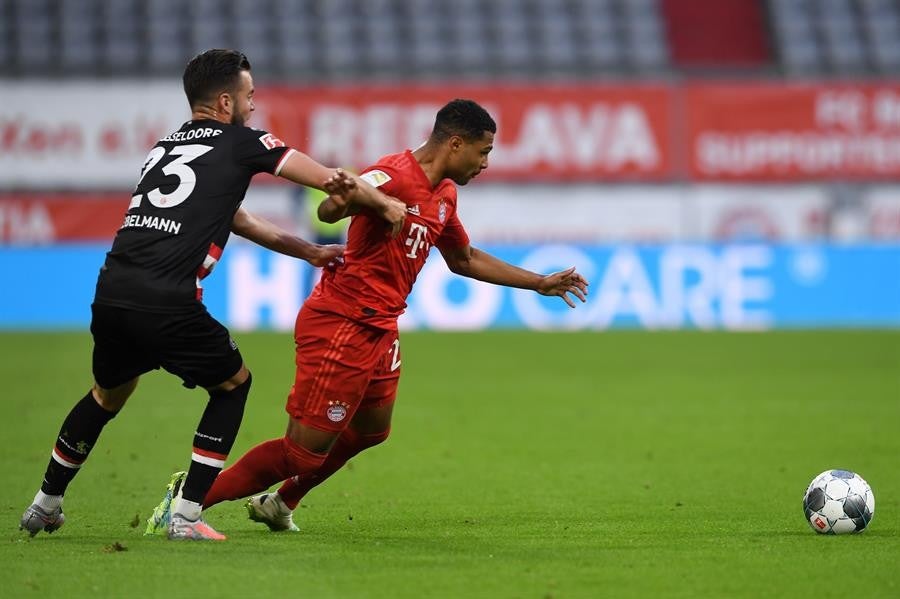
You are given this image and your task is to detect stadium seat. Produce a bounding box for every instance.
[768,0,900,75]
[59,1,98,73]
[443,20,486,77]
[13,0,55,72]
[860,0,900,72]
[0,15,8,66]
[99,0,141,72]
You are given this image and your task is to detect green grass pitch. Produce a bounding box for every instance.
[3,330,899,598]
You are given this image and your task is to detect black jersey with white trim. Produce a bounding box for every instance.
[94,119,293,312]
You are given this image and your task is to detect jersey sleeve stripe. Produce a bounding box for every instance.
[273,148,297,176]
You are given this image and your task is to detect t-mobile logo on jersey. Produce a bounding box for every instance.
[405,222,429,258]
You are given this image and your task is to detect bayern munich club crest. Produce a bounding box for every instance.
[326,400,350,422]
[438,199,447,223]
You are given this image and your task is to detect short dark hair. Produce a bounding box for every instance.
[431,99,496,143]
[182,49,251,108]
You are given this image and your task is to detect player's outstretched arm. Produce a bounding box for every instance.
[231,207,344,267]
[440,245,589,308]
[279,158,406,236]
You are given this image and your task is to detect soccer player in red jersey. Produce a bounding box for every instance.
[150,99,589,533]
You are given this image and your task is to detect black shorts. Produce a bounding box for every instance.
[90,303,244,390]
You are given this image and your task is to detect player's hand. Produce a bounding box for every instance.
[308,243,345,267]
[323,168,355,195]
[322,169,355,208]
[378,196,407,238]
[536,266,589,308]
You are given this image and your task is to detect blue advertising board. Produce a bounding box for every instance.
[1,243,898,330]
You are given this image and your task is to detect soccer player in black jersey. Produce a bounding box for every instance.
[19,49,406,541]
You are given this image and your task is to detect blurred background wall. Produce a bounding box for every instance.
[1,0,899,330]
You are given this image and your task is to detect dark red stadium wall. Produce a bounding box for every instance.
[661,0,771,67]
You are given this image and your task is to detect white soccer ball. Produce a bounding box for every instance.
[802,469,875,534]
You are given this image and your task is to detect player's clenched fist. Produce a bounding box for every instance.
[308,243,345,268]
[377,196,407,238]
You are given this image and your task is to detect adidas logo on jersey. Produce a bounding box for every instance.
[407,205,421,215]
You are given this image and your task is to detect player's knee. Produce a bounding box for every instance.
[281,436,328,475]
[209,372,252,408]
[93,378,138,412]
[357,428,391,449]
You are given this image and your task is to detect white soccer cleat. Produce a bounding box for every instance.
[20,503,66,537]
[246,493,299,532]
[167,513,227,541]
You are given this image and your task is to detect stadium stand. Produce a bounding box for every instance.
[1,0,676,78]
[4,0,900,79]
[770,0,900,75]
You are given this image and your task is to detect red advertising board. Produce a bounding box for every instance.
[686,83,900,180]
[5,81,900,188]
[0,194,126,244]
[257,84,675,180]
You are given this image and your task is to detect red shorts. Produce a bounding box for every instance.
[286,304,401,433]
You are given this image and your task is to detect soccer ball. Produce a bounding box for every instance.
[802,469,875,534]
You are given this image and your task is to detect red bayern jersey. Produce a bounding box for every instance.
[305,150,470,329]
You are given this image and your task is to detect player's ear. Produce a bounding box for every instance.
[449,135,463,152]
[218,91,232,115]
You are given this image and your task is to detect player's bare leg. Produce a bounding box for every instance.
[20,378,137,536]
[348,402,395,436]
[94,378,140,410]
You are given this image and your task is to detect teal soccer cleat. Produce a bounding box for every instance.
[144,470,186,536]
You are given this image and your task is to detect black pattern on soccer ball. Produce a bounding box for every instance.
[802,469,875,535]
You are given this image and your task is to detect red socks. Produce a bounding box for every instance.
[277,428,390,509]
[202,428,390,510]
[203,437,326,509]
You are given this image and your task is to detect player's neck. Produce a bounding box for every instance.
[411,144,445,188]
[191,106,231,125]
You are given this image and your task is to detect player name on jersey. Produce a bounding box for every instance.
[159,128,223,142]
[120,213,182,235]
